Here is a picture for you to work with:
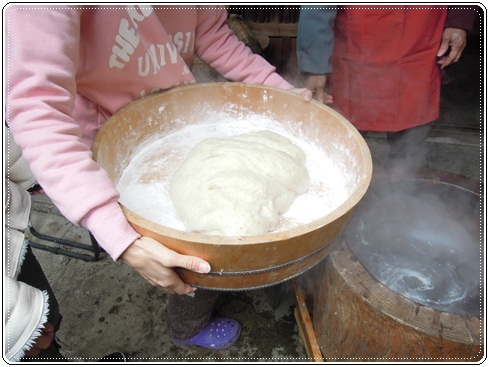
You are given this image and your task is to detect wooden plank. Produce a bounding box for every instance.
[293,282,324,362]
[246,22,298,37]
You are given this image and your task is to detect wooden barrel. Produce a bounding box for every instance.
[312,170,484,361]
[91,83,372,290]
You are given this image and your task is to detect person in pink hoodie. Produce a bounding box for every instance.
[6,5,310,353]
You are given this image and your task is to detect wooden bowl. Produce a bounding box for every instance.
[92,83,372,290]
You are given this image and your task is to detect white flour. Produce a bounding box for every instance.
[116,113,354,233]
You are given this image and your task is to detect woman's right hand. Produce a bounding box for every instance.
[119,237,211,295]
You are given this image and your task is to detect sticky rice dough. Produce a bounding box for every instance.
[169,130,310,236]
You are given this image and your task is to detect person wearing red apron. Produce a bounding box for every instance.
[297,5,476,170]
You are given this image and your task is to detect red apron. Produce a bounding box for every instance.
[330,6,448,132]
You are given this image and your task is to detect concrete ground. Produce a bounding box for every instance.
[24,29,483,363]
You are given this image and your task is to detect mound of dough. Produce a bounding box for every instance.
[169,130,309,236]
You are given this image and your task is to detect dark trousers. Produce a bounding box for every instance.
[17,246,67,362]
[386,123,431,167]
[360,123,431,170]
[165,289,220,340]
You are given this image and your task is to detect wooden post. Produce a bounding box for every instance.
[293,280,324,362]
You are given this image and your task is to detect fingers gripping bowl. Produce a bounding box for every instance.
[92,83,372,290]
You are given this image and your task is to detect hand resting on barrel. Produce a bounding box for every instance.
[119,237,211,295]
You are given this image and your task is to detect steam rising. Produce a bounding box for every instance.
[346,179,482,316]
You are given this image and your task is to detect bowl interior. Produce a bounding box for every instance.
[92,82,372,245]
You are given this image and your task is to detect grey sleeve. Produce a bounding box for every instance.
[296,6,337,74]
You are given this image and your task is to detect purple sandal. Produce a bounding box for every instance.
[173,317,241,350]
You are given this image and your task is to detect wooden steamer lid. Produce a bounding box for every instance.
[91,83,373,290]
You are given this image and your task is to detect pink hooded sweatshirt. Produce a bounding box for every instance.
[6,5,293,260]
